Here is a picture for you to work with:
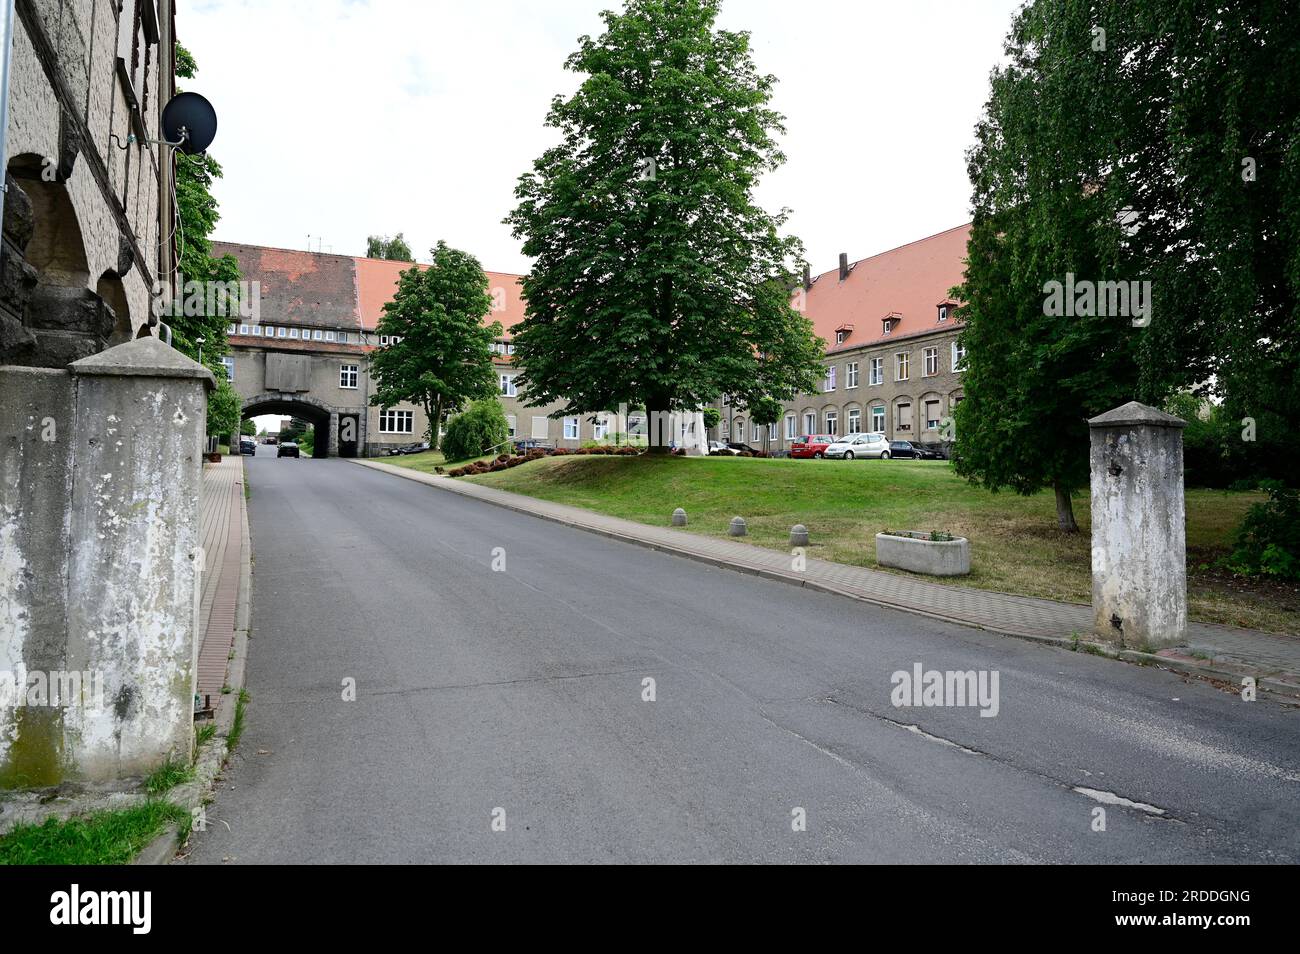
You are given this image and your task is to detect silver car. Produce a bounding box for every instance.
[824,432,892,460]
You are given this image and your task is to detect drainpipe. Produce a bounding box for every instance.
[0,0,18,232]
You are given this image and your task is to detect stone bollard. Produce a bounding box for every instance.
[1088,401,1188,651]
[729,516,747,537]
[790,524,809,547]
[672,507,687,526]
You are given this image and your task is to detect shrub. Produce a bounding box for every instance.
[442,398,509,462]
[1227,481,1300,579]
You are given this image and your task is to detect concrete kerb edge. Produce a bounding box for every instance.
[137,461,254,865]
[351,459,1300,704]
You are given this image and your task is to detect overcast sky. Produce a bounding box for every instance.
[183,0,1023,276]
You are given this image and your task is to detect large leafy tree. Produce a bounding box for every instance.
[506,0,823,451]
[953,0,1300,530]
[368,241,501,448]
[172,44,241,377]
[365,233,415,262]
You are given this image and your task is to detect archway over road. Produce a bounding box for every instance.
[242,393,336,459]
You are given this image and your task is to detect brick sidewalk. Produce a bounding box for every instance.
[353,458,1300,695]
[196,455,246,705]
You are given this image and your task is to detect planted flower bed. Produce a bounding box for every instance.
[875,530,970,577]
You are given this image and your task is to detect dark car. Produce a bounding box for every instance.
[513,438,553,454]
[277,441,300,458]
[385,441,430,456]
[725,442,762,455]
[238,437,257,456]
[888,440,946,460]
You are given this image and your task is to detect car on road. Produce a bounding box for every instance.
[277,441,300,458]
[789,434,837,459]
[825,432,891,460]
[238,437,257,455]
[888,440,946,460]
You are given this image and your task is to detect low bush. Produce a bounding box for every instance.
[442,399,509,462]
[1227,481,1300,579]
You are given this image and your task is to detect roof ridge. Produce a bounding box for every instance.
[811,222,971,281]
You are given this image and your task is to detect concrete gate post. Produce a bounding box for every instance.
[328,411,340,457]
[1088,401,1188,651]
[0,336,213,786]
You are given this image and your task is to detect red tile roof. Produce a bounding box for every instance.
[802,223,971,354]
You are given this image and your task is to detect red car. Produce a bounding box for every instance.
[789,434,837,459]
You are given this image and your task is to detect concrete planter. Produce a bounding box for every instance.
[875,530,970,576]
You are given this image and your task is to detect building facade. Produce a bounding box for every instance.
[719,224,971,453]
[1,0,177,366]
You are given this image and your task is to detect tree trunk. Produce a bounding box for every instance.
[646,400,671,454]
[1053,479,1079,532]
[428,396,443,451]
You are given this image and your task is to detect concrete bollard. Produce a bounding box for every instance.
[1088,401,1188,651]
[790,524,810,547]
[672,507,687,526]
[729,516,748,537]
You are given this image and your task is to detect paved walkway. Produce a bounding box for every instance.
[353,458,1300,695]
[197,455,247,705]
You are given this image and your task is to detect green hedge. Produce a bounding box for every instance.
[442,398,509,463]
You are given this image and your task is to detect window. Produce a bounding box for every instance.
[925,399,942,430]
[895,352,909,382]
[784,415,796,440]
[277,327,287,338]
[734,418,745,440]
[896,402,913,433]
[507,415,517,438]
[289,328,299,338]
[252,326,263,336]
[825,410,838,436]
[835,330,846,345]
[226,324,236,335]
[325,331,335,342]
[219,357,234,381]
[938,305,949,322]
[823,365,836,391]
[871,406,885,433]
[721,419,730,438]
[500,373,517,397]
[847,408,861,433]
[238,324,249,335]
[339,364,358,389]
[593,417,608,440]
[952,341,967,372]
[507,344,516,355]
[380,335,390,346]
[846,362,859,388]
[869,357,883,385]
[803,412,816,434]
[531,416,549,439]
[379,409,414,434]
[564,417,579,440]
[752,421,761,442]
[923,347,939,376]
[313,330,323,341]
[768,423,778,441]
[338,332,348,344]
[882,317,894,335]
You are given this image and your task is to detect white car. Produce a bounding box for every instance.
[824,432,892,460]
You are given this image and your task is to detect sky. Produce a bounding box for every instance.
[183,0,1024,277]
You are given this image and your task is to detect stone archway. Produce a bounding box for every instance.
[242,392,338,459]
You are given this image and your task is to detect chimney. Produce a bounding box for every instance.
[838,253,849,282]
[803,264,811,290]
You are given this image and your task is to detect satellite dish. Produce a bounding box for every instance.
[160,92,218,154]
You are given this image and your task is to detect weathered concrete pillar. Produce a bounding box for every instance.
[0,336,213,787]
[1088,401,1187,651]
[328,411,340,457]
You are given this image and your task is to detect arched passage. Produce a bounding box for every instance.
[242,393,334,459]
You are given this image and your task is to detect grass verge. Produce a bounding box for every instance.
[0,801,189,865]
[464,454,1294,634]
[377,448,498,475]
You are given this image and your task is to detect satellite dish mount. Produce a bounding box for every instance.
[121,92,218,155]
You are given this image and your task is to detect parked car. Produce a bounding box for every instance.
[262,436,278,445]
[513,438,554,454]
[825,432,891,460]
[725,441,762,455]
[888,440,946,460]
[385,441,430,456]
[238,437,257,456]
[708,440,739,455]
[789,434,837,459]
[277,441,300,458]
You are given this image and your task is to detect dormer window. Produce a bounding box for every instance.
[882,318,894,335]
[834,323,853,346]
[835,330,846,345]
[938,305,949,322]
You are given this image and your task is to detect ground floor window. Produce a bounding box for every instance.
[593,418,608,439]
[895,402,913,434]
[752,421,761,442]
[564,417,579,439]
[925,399,942,430]
[379,409,413,434]
[803,412,815,434]
[532,416,549,439]
[784,415,795,439]
[825,411,838,436]
[220,357,234,381]
[507,415,517,438]
[721,419,729,438]
[847,408,860,433]
[871,406,885,433]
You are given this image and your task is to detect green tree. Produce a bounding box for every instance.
[953,0,1300,529]
[368,241,501,449]
[365,233,415,262]
[171,44,242,377]
[747,396,781,455]
[701,407,721,432]
[206,380,241,442]
[239,418,256,436]
[442,398,510,462]
[506,0,823,452]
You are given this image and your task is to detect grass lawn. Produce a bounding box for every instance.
[375,448,497,475]
[0,801,188,865]
[464,454,1296,635]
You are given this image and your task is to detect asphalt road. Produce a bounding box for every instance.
[184,448,1300,864]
